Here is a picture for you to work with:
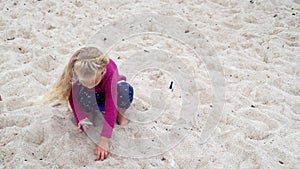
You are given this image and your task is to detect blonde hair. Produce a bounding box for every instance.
[43,47,109,102]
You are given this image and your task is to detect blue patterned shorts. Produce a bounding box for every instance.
[78,81,134,112]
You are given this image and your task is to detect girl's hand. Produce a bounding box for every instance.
[78,118,92,133]
[95,136,110,161]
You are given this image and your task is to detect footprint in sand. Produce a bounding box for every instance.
[0,115,31,129]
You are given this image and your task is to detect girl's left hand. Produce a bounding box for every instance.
[78,118,92,133]
[95,136,110,161]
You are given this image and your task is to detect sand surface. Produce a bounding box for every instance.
[1,0,300,168]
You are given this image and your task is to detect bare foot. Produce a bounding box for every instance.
[117,115,128,125]
[117,108,128,125]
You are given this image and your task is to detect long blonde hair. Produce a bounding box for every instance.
[43,47,109,102]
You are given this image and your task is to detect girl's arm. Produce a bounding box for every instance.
[101,74,118,138]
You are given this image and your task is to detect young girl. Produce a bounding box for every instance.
[43,47,134,161]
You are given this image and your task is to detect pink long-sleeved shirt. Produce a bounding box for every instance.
[69,59,126,138]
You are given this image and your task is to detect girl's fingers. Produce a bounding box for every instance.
[101,151,105,161]
[96,150,101,160]
[95,146,109,161]
[78,123,83,132]
[104,151,108,159]
[84,125,89,132]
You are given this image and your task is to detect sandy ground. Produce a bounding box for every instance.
[1,0,300,168]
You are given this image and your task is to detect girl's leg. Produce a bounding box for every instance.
[117,81,134,125]
[117,108,128,125]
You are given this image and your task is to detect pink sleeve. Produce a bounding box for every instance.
[68,84,88,124]
[101,74,118,138]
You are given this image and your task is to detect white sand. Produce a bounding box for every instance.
[1,0,300,168]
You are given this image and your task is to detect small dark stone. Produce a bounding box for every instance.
[184,30,190,33]
[292,13,295,16]
[0,95,2,101]
[104,37,107,41]
[144,49,149,52]
[169,81,173,90]
[122,39,125,41]
[210,105,213,108]
[117,56,121,59]
[13,2,17,5]
[161,157,166,161]
[273,14,278,18]
[25,159,27,161]
[39,158,43,160]
[7,37,15,41]
[267,47,269,49]
[251,105,255,108]
[18,47,22,51]
[278,160,284,164]
[250,0,254,4]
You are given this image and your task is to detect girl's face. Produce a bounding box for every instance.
[78,69,106,89]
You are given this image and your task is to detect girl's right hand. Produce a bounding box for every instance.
[78,118,91,133]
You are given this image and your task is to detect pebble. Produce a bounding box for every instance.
[49,55,56,60]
